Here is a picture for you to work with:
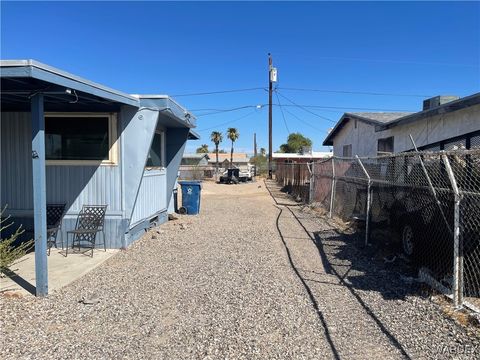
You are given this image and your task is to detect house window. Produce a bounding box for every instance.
[342,144,352,157]
[45,113,118,165]
[145,131,165,168]
[377,136,394,155]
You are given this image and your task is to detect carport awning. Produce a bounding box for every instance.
[1,60,139,112]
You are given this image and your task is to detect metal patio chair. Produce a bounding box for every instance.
[47,203,66,256]
[66,205,107,257]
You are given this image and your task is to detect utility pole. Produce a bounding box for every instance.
[253,132,258,177]
[268,53,273,179]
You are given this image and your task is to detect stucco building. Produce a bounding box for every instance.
[323,94,480,157]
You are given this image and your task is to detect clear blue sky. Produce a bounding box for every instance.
[2,1,479,153]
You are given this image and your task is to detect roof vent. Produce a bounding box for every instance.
[423,95,459,111]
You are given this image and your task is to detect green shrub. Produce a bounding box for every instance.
[0,207,33,275]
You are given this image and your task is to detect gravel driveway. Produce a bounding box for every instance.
[1,180,479,359]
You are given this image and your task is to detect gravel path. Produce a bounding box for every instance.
[1,180,479,359]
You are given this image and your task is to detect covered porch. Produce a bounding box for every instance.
[1,60,197,296]
[0,249,118,296]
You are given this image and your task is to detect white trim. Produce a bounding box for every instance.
[44,112,119,166]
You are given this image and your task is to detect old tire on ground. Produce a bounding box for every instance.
[401,222,415,258]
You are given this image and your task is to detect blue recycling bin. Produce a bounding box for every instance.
[178,181,202,215]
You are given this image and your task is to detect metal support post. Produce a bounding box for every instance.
[31,93,48,296]
[410,135,452,235]
[309,162,315,204]
[356,155,372,246]
[442,154,463,307]
[291,163,294,188]
[329,158,336,218]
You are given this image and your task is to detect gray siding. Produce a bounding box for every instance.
[1,112,122,213]
[1,112,33,209]
[1,112,125,247]
[130,169,167,226]
[46,166,122,213]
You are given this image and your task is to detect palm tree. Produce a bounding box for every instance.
[226,128,239,168]
[210,131,223,179]
[196,144,209,153]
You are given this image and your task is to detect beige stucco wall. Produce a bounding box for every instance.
[332,119,378,157]
[331,104,480,157]
[382,104,480,152]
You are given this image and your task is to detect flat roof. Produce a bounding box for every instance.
[1,59,139,106]
[0,60,197,128]
[272,152,331,159]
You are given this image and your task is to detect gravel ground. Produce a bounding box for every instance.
[1,180,479,359]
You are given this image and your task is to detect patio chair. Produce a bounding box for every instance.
[47,203,66,256]
[66,205,107,257]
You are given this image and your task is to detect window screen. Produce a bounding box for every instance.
[45,116,109,160]
[343,144,352,157]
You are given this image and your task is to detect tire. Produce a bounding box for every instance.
[401,222,415,258]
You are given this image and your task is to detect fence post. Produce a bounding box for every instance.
[410,135,452,235]
[442,154,463,308]
[329,157,336,218]
[291,163,295,188]
[309,162,315,204]
[356,156,371,246]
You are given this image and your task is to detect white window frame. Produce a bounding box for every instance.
[45,112,119,166]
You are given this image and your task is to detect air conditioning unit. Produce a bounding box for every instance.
[423,95,459,111]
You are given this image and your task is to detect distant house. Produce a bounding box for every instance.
[207,153,250,170]
[323,94,480,157]
[181,153,210,166]
[179,153,213,179]
[272,151,331,165]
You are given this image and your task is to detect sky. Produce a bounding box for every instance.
[1,1,479,154]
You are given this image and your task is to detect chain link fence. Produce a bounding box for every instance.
[276,149,480,309]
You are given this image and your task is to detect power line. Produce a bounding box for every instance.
[196,110,259,132]
[193,101,415,117]
[172,85,433,98]
[282,107,329,134]
[274,91,290,134]
[190,97,417,117]
[171,87,265,97]
[275,90,337,123]
[280,103,414,112]
[194,105,261,117]
[277,87,431,98]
